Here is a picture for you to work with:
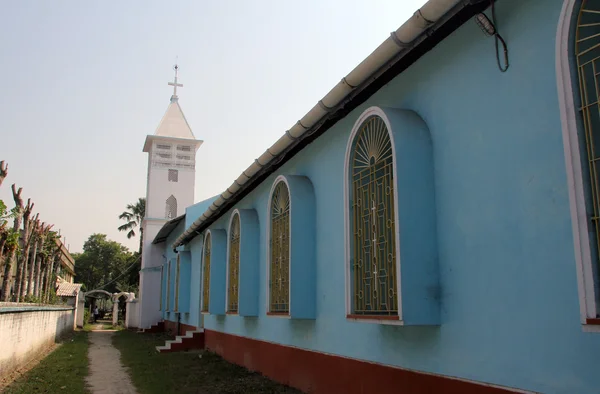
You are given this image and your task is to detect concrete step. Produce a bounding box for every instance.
[156,329,205,353]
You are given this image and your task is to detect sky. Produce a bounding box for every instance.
[0,0,427,253]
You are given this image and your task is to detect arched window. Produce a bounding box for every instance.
[165,195,177,219]
[228,213,240,313]
[348,115,397,316]
[269,180,290,314]
[202,232,211,312]
[572,0,600,320]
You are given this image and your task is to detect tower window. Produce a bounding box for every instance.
[168,169,178,182]
[177,145,191,152]
[176,154,191,161]
[165,195,177,219]
[157,144,171,150]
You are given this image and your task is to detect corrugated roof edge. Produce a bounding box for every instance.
[152,214,186,244]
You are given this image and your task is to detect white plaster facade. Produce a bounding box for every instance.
[138,73,202,329]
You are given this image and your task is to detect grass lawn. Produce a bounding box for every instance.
[4,331,89,394]
[112,330,301,394]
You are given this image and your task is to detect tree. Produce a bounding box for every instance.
[1,185,24,301]
[0,161,7,188]
[33,223,52,297]
[74,234,135,294]
[25,216,40,296]
[118,198,145,254]
[14,200,34,302]
[0,200,18,262]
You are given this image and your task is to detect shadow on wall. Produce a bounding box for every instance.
[54,309,75,343]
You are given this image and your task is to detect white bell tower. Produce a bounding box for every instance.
[138,65,203,329]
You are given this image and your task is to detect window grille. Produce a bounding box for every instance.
[576,0,600,305]
[165,195,177,219]
[157,153,172,159]
[269,181,290,314]
[176,154,191,160]
[177,145,191,152]
[349,116,397,316]
[156,144,171,150]
[228,213,240,313]
[168,169,178,182]
[202,233,211,312]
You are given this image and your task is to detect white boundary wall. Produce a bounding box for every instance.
[0,304,75,378]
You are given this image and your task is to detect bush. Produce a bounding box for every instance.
[22,294,42,303]
[84,309,90,324]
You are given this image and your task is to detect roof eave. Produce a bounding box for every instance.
[151,214,186,244]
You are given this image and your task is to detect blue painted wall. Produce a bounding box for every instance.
[185,195,219,229]
[236,209,260,317]
[160,1,600,392]
[207,229,227,315]
[177,251,192,313]
[161,220,185,323]
[160,196,218,327]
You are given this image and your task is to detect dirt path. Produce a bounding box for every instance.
[86,331,137,394]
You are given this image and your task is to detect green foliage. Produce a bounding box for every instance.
[84,308,90,324]
[0,199,7,223]
[39,231,60,258]
[118,198,145,254]
[0,199,20,254]
[74,233,136,293]
[3,228,20,250]
[22,294,42,303]
[0,199,17,223]
[44,284,62,305]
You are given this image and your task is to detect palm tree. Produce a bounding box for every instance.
[118,198,146,254]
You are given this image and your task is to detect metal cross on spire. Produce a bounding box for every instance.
[168,64,183,99]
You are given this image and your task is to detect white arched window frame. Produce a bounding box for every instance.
[343,107,402,323]
[266,176,291,315]
[557,0,600,330]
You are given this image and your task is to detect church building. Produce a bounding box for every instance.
[137,1,600,393]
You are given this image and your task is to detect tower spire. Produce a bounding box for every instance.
[168,64,183,101]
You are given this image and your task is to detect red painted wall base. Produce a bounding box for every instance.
[144,321,165,333]
[205,330,520,394]
[164,320,197,337]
